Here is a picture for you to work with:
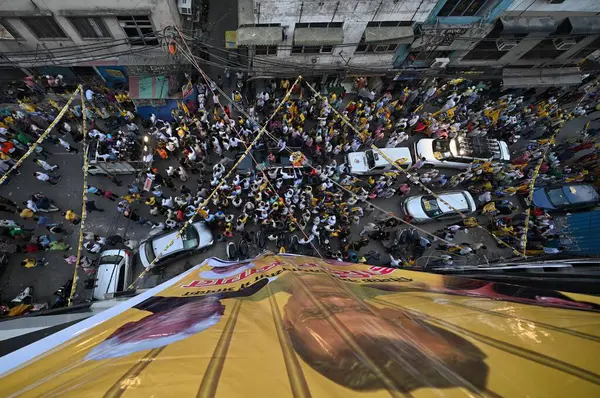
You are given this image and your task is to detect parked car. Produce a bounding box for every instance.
[401,190,477,223]
[532,184,600,212]
[138,222,214,270]
[93,249,132,300]
[414,136,510,170]
[347,147,413,175]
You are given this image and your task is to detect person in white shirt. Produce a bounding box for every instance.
[58,138,78,154]
[33,172,61,185]
[84,241,101,253]
[85,88,95,101]
[34,159,58,171]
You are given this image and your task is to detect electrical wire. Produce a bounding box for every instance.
[179,48,324,257]
[0,45,162,67]
[175,41,465,251]
[0,30,166,57]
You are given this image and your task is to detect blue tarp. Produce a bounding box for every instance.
[555,210,600,255]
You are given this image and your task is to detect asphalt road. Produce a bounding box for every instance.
[1,92,598,306]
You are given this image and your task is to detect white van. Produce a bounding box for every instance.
[93,249,133,300]
[347,147,413,175]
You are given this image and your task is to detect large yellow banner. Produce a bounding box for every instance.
[1,254,599,397]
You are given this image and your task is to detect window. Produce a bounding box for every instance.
[355,34,399,54]
[21,17,67,39]
[437,0,490,17]
[182,225,199,250]
[521,37,575,60]
[255,45,277,55]
[366,21,413,27]
[240,23,281,28]
[291,45,333,54]
[117,265,126,292]
[421,197,443,218]
[408,50,451,61]
[117,16,158,46]
[573,37,600,60]
[69,17,111,39]
[0,19,21,39]
[99,255,124,264]
[295,22,343,28]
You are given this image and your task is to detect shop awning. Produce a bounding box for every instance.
[502,68,581,88]
[236,26,282,46]
[565,16,600,35]
[364,26,414,44]
[294,27,343,46]
[500,17,556,34]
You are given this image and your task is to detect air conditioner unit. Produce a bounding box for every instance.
[553,38,577,50]
[496,37,518,51]
[178,0,193,15]
[431,58,450,68]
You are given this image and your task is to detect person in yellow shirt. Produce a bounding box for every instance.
[63,210,80,224]
[20,208,35,219]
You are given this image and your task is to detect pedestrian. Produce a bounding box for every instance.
[34,158,58,171]
[34,172,61,185]
[411,157,427,170]
[62,210,80,225]
[85,200,104,213]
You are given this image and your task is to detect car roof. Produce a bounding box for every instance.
[152,232,184,255]
[437,192,470,213]
[373,148,412,167]
[561,184,599,203]
[94,260,122,300]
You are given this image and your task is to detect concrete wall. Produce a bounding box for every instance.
[238,0,438,71]
[0,0,181,67]
[506,0,600,13]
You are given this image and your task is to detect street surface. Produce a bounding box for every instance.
[0,95,597,305]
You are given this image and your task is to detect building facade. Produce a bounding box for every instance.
[0,0,194,107]
[236,0,600,87]
[236,0,439,77]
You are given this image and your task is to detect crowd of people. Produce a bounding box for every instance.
[1,70,600,306]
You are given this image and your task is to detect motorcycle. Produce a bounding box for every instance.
[288,235,299,254]
[238,239,249,259]
[256,230,267,249]
[226,241,238,261]
[51,279,72,309]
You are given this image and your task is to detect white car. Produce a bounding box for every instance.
[401,190,477,223]
[347,148,413,175]
[414,136,510,170]
[93,249,132,300]
[139,222,214,270]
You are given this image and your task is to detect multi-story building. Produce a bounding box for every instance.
[235,0,600,88]
[235,0,439,81]
[0,0,195,111]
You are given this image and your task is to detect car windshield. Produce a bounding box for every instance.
[421,196,442,217]
[365,150,376,169]
[145,241,156,263]
[183,225,200,250]
[546,187,570,207]
[99,255,123,264]
[432,140,453,160]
